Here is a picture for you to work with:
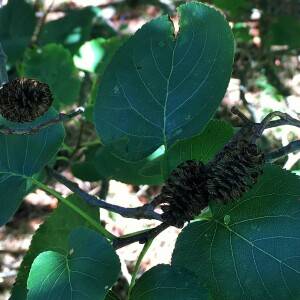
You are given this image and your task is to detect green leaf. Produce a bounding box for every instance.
[130,264,208,300]
[39,6,101,54]
[213,0,250,18]
[0,108,64,176]
[269,15,300,48]
[10,195,100,300]
[0,108,64,226]
[94,2,234,161]
[105,290,120,300]
[27,227,120,300]
[0,0,36,63]
[72,143,163,185]
[0,175,26,226]
[162,119,233,179]
[172,165,300,299]
[22,44,81,108]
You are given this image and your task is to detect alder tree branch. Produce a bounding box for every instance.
[112,223,170,249]
[231,106,300,163]
[0,109,83,135]
[45,166,163,222]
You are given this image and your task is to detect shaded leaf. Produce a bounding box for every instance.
[27,227,120,300]
[39,6,101,54]
[105,290,121,300]
[22,44,81,108]
[0,0,36,63]
[0,175,26,226]
[0,108,64,226]
[130,264,207,300]
[72,143,163,185]
[94,2,234,161]
[162,119,233,179]
[269,15,300,48]
[10,195,100,300]
[0,108,64,176]
[213,0,250,18]
[172,165,300,299]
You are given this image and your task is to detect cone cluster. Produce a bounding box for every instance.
[154,140,264,228]
[0,78,53,123]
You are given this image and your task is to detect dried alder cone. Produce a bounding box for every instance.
[154,139,264,228]
[0,77,53,122]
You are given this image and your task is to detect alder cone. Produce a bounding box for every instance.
[206,140,264,204]
[154,140,264,228]
[0,78,53,123]
[154,160,209,228]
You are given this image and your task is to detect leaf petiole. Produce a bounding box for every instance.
[28,177,117,241]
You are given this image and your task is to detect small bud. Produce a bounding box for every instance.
[0,77,53,123]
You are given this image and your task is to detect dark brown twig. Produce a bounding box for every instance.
[0,109,83,135]
[46,166,163,222]
[112,223,170,249]
[265,141,300,163]
[231,106,300,162]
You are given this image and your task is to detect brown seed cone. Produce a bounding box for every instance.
[153,160,209,228]
[0,78,53,123]
[206,140,264,204]
[154,140,264,228]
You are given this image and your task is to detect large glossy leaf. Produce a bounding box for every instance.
[0,0,36,63]
[39,6,100,54]
[27,227,120,300]
[172,165,300,299]
[162,119,233,179]
[22,44,81,108]
[0,108,64,226]
[94,2,234,161]
[130,264,207,300]
[10,195,100,300]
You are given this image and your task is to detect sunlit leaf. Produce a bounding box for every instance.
[27,227,120,300]
[10,195,100,300]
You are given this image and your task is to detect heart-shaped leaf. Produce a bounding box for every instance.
[130,264,208,299]
[94,2,234,161]
[172,165,300,298]
[27,227,120,300]
[10,195,100,300]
